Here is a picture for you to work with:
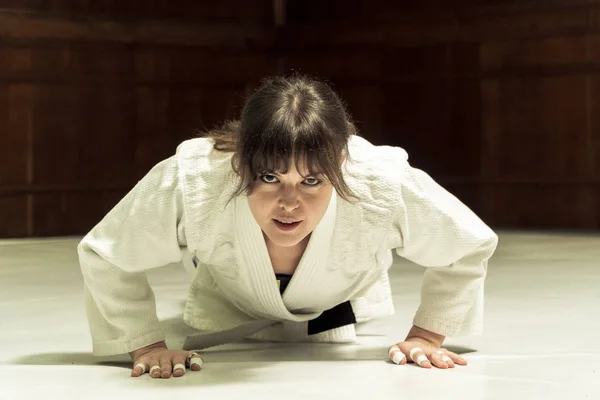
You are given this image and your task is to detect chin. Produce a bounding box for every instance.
[266,231,307,248]
[269,237,303,248]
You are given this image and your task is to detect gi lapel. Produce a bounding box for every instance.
[234,191,337,321]
[281,191,337,312]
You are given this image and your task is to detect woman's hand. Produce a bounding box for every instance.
[388,325,467,369]
[129,341,203,378]
[388,339,467,369]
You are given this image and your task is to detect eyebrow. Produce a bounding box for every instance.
[261,170,325,176]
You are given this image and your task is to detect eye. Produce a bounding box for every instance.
[259,174,279,184]
[303,177,322,186]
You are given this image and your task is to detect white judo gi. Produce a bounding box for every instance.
[78,135,498,356]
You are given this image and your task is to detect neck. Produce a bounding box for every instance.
[264,234,311,275]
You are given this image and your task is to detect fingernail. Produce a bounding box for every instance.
[173,363,186,374]
[392,352,405,365]
[415,355,429,367]
[190,357,204,367]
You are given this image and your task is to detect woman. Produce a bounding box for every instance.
[78,75,498,379]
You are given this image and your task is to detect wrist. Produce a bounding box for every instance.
[405,325,445,348]
[129,341,167,361]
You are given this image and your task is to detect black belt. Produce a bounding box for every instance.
[276,274,356,336]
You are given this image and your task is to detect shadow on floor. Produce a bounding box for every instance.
[10,343,477,367]
[10,314,477,370]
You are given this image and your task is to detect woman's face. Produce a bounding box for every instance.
[247,158,333,251]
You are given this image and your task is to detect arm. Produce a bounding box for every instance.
[78,156,186,356]
[393,165,498,341]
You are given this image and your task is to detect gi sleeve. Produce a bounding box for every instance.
[393,165,498,337]
[77,156,186,356]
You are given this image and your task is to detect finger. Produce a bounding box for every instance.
[409,347,431,369]
[172,363,186,377]
[172,355,187,378]
[388,345,407,365]
[442,349,468,366]
[188,351,204,371]
[429,352,449,369]
[159,357,173,379]
[149,363,162,379]
[435,350,455,368]
[131,362,148,378]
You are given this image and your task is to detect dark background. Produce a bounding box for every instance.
[1,0,599,238]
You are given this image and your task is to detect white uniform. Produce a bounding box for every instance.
[78,135,498,356]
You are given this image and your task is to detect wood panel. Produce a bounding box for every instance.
[0,195,28,237]
[32,191,129,237]
[0,11,274,48]
[283,49,381,82]
[278,0,600,230]
[0,84,33,237]
[0,85,29,188]
[481,76,590,178]
[0,3,277,238]
[593,75,600,177]
[480,36,589,70]
[32,85,137,186]
[0,0,274,23]
[283,1,596,48]
[381,81,449,173]
[483,185,598,229]
[448,79,482,177]
[2,0,600,236]
[336,86,383,143]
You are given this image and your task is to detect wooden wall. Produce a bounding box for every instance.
[282,0,600,230]
[1,0,599,237]
[0,1,277,237]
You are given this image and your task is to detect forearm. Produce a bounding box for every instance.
[412,244,494,338]
[405,325,445,348]
[80,243,165,356]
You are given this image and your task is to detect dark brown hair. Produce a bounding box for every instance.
[203,75,358,202]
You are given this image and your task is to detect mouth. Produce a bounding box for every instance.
[273,218,302,231]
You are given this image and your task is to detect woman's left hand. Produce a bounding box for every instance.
[388,338,468,369]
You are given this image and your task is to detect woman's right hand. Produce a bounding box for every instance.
[129,341,203,378]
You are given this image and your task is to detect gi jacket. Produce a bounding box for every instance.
[78,135,498,356]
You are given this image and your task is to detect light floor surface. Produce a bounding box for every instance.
[0,231,599,400]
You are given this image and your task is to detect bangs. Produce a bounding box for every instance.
[223,74,359,202]
[246,125,340,180]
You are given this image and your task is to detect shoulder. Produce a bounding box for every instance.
[175,137,238,214]
[174,137,239,249]
[344,135,410,205]
[339,136,413,246]
[176,137,232,165]
[347,135,410,165]
[175,137,236,184]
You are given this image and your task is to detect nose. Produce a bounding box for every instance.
[278,185,299,211]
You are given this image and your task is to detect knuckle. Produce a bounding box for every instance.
[135,356,147,363]
[160,357,172,365]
